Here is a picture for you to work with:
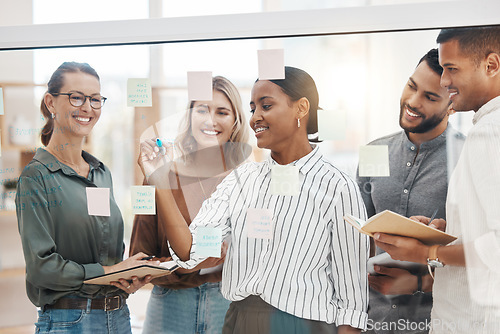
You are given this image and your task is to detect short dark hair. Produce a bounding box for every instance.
[436,26,500,65]
[418,48,443,76]
[269,66,319,135]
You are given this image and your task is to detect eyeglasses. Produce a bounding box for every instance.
[51,92,107,109]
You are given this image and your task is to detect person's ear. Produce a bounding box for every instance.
[485,52,500,77]
[296,97,310,121]
[44,93,56,113]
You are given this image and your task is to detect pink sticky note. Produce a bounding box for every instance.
[258,49,285,80]
[187,71,213,101]
[246,208,273,239]
[86,187,110,216]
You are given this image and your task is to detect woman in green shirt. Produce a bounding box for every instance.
[16,62,151,333]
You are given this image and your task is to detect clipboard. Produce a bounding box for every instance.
[344,210,457,245]
[84,261,178,285]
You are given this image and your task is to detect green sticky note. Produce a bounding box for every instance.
[195,227,222,257]
[358,145,390,177]
[270,165,299,196]
[131,185,156,215]
[318,109,346,141]
[127,78,152,107]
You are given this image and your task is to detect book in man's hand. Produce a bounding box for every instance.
[84,261,179,285]
[344,210,457,245]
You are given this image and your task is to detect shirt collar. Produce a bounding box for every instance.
[473,95,500,125]
[266,144,321,174]
[34,148,104,175]
[403,123,449,151]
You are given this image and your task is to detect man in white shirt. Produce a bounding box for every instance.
[373,26,500,333]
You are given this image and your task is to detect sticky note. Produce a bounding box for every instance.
[195,227,222,257]
[247,208,273,239]
[270,165,299,196]
[358,145,390,177]
[131,185,155,215]
[0,87,4,115]
[86,187,110,216]
[127,78,152,107]
[258,49,285,80]
[318,109,347,141]
[187,71,212,101]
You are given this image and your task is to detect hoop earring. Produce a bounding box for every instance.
[297,118,301,128]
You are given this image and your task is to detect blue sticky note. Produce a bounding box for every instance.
[131,185,155,215]
[195,227,222,257]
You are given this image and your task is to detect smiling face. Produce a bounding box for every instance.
[249,80,300,151]
[46,71,101,139]
[190,89,236,150]
[399,61,450,135]
[439,39,491,112]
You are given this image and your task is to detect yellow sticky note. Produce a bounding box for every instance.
[195,227,222,257]
[318,109,347,141]
[131,185,155,215]
[127,78,152,107]
[359,145,390,177]
[246,208,273,239]
[270,165,300,196]
[258,49,285,80]
[187,71,212,101]
[0,87,4,115]
[86,187,110,216]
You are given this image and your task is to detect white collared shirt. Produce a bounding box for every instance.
[169,145,369,329]
[432,96,500,333]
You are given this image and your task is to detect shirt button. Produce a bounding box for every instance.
[406,162,411,167]
[403,189,409,194]
[411,146,415,150]
[392,304,397,309]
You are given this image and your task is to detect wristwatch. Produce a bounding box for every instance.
[427,245,444,268]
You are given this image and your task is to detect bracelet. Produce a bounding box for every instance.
[413,273,424,295]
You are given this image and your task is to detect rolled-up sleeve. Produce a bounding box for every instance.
[329,179,369,329]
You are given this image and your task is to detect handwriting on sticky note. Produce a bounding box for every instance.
[127,78,152,107]
[358,145,390,177]
[195,227,222,257]
[86,187,110,216]
[318,109,347,141]
[270,165,299,196]
[187,71,212,101]
[258,49,285,80]
[131,185,155,215]
[247,208,273,239]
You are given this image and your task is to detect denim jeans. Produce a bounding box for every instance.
[35,301,131,334]
[142,282,230,334]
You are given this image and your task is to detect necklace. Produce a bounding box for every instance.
[46,147,86,175]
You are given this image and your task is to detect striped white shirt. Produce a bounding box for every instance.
[169,145,369,329]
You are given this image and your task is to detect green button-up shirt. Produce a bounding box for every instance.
[16,148,127,308]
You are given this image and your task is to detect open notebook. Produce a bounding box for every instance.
[344,210,456,245]
[84,261,178,285]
